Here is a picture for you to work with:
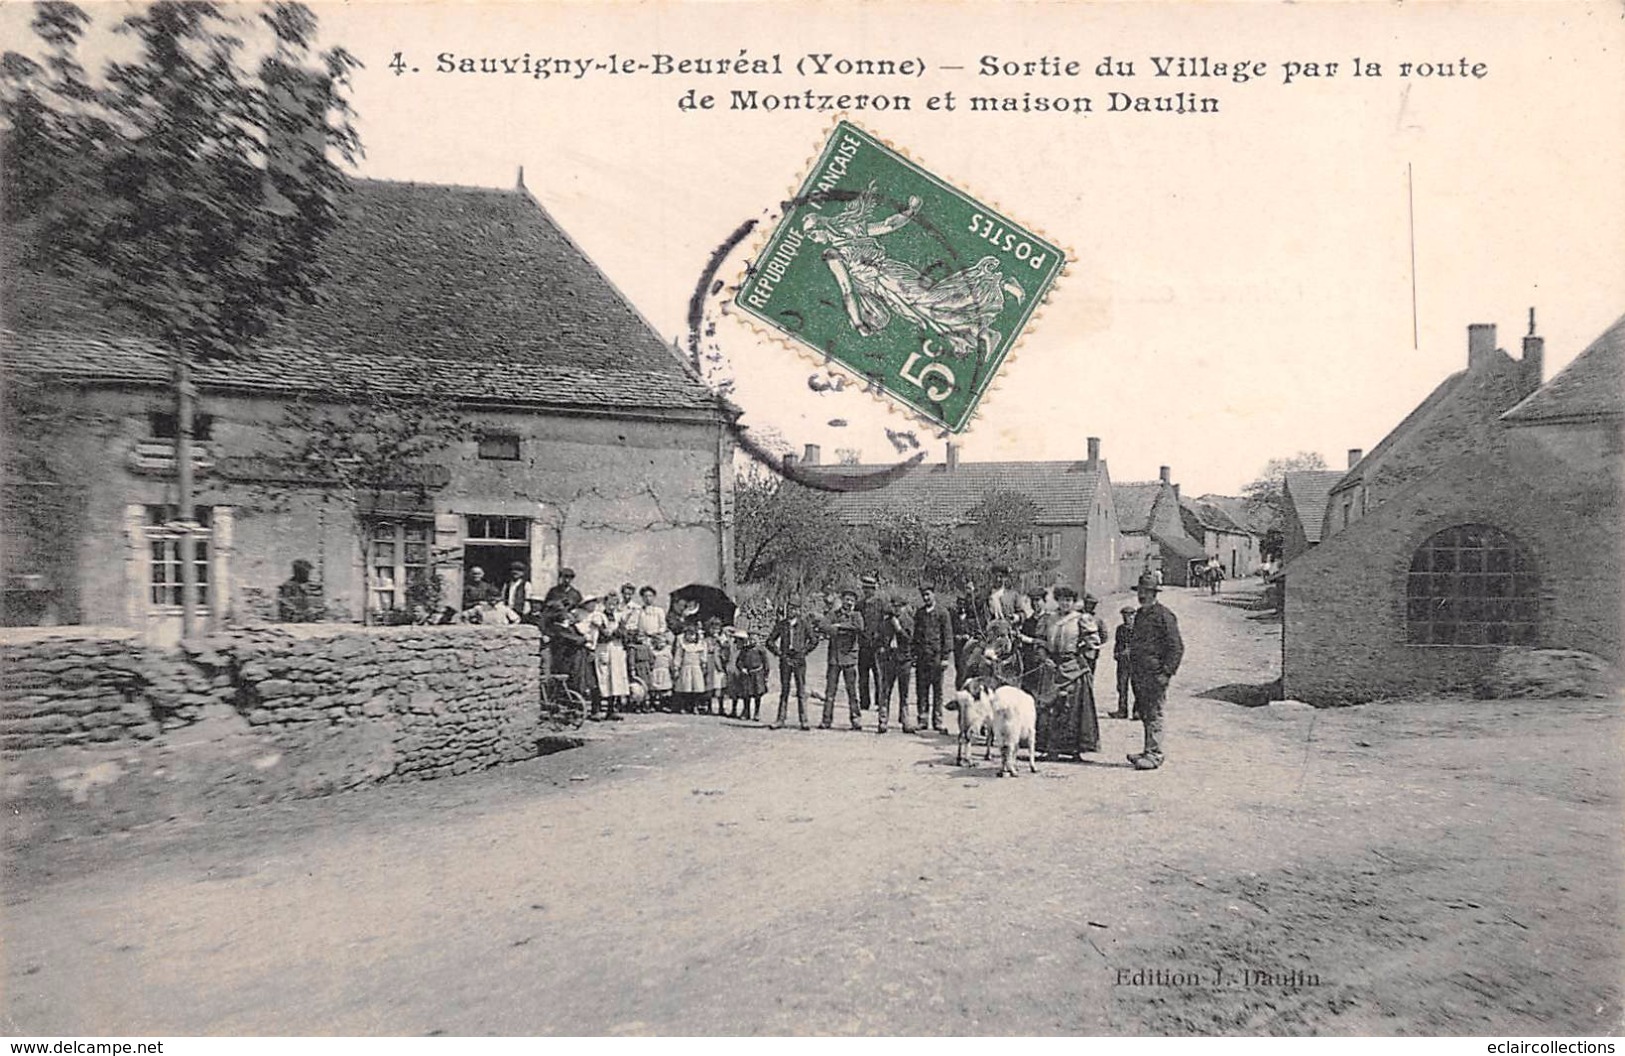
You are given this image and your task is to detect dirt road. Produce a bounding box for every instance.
[4,586,1620,1035]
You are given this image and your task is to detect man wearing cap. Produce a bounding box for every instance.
[874,597,915,734]
[1128,571,1184,770]
[502,563,535,619]
[542,567,582,611]
[1110,606,1136,719]
[822,588,864,730]
[766,594,819,730]
[855,572,885,714]
[912,585,954,732]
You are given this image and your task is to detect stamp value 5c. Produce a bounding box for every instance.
[734,121,1066,434]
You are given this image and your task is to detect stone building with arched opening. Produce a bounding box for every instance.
[1282,313,1622,704]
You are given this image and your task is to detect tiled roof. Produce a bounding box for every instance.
[827,460,1106,526]
[1,178,721,414]
[0,328,720,411]
[1283,470,1345,544]
[1193,493,1267,534]
[1112,482,1162,533]
[1502,313,1625,424]
[1182,498,1246,535]
[1153,530,1208,561]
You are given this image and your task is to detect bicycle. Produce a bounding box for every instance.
[540,673,590,729]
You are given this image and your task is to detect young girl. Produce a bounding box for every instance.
[732,629,770,722]
[648,632,674,711]
[703,617,727,716]
[672,623,710,714]
[591,595,630,720]
[627,630,654,712]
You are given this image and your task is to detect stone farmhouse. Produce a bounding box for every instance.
[1279,469,1346,564]
[1112,467,1207,587]
[1181,494,1262,579]
[1,177,736,642]
[827,439,1122,595]
[1282,312,1623,703]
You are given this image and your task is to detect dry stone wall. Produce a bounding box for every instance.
[1,624,548,843]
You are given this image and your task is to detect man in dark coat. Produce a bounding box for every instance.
[855,572,885,714]
[1128,571,1184,770]
[822,589,864,730]
[765,595,819,730]
[912,585,954,732]
[541,567,582,611]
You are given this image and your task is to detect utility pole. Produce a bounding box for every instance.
[175,350,198,638]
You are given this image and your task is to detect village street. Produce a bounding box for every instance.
[2,586,1619,1037]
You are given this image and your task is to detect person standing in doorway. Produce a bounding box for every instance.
[502,563,534,620]
[1128,572,1183,770]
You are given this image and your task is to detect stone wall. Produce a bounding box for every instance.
[1283,436,1622,705]
[1,623,549,843]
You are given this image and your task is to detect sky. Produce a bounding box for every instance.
[10,1,1624,495]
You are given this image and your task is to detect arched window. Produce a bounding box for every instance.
[1406,524,1537,646]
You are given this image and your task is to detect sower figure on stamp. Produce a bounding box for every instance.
[874,598,915,734]
[766,595,818,730]
[856,572,884,714]
[1128,572,1184,771]
[1110,606,1136,719]
[913,585,954,733]
[822,588,864,730]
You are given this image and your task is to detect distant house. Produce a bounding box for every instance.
[1322,319,1545,541]
[1181,496,1261,578]
[1,177,736,640]
[1279,470,1345,564]
[828,438,1121,595]
[1283,313,1623,703]
[1113,467,1207,587]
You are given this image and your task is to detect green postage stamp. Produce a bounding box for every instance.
[735,121,1065,434]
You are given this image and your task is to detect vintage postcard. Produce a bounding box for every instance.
[0,0,1620,1042]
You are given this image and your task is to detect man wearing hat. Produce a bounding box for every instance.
[1127,571,1184,770]
[766,594,818,730]
[542,567,582,611]
[1110,606,1137,719]
[822,588,864,730]
[855,572,884,714]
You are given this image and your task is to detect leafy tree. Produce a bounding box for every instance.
[1242,451,1328,529]
[1,0,361,635]
[732,463,874,598]
[272,376,472,624]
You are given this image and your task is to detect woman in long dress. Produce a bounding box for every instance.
[591,595,630,719]
[672,623,711,714]
[1039,587,1102,759]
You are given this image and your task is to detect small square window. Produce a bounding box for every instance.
[150,411,214,441]
[478,433,521,461]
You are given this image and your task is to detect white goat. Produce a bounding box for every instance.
[958,679,1039,777]
[948,679,997,766]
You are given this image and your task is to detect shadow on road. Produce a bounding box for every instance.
[1197,679,1283,708]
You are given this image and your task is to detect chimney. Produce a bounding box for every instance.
[1086,436,1100,466]
[1158,465,1170,485]
[1521,307,1544,394]
[803,443,821,466]
[516,165,526,190]
[1347,448,1364,469]
[1467,323,1496,371]
[946,442,960,470]
[783,451,799,472]
[1173,484,1181,503]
